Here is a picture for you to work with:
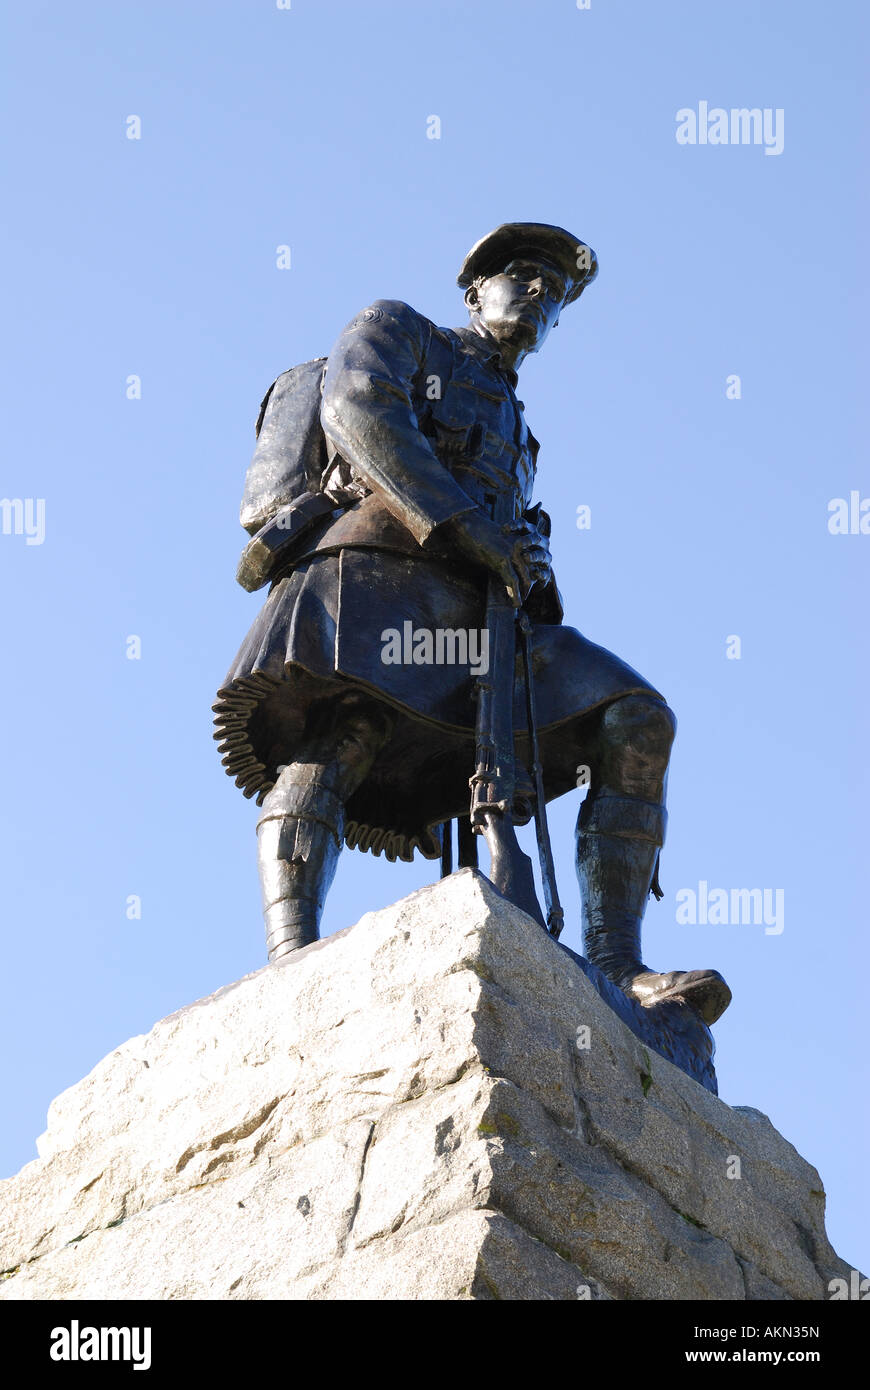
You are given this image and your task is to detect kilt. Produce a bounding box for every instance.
[213,548,662,861]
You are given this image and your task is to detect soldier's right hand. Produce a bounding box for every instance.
[442,510,539,606]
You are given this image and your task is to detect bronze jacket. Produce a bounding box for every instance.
[293,298,562,622]
[215,300,658,838]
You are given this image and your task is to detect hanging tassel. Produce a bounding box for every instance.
[650,850,664,901]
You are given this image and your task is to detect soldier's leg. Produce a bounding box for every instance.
[576,693,731,1023]
[256,694,393,962]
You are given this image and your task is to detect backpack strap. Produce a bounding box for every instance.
[411,321,457,424]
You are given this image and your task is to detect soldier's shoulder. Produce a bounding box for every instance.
[342,298,437,337]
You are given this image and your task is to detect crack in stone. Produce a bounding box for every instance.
[343,1121,376,1252]
[175,1097,282,1174]
[566,1085,815,1296]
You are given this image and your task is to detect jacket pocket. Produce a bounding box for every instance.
[423,394,475,456]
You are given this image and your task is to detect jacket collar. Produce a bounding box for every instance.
[452,324,519,389]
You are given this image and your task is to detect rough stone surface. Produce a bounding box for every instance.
[0,871,858,1301]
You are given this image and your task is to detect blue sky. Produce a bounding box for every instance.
[2,0,867,1275]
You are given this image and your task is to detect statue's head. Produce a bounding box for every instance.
[457,223,597,360]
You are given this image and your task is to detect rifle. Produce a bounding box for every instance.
[518,608,564,938]
[468,492,556,931]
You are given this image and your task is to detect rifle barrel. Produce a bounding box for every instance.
[519,613,565,939]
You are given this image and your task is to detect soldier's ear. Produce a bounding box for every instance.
[464,285,480,311]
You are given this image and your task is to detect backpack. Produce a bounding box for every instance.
[240,357,330,535]
[234,317,459,591]
[236,358,340,592]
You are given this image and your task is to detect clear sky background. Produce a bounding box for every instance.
[2,0,867,1276]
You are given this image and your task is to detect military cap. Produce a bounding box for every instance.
[457,222,598,306]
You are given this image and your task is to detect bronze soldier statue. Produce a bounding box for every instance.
[214,222,731,1026]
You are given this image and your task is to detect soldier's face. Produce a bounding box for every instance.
[474,257,569,351]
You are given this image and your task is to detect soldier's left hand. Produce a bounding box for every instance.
[509,520,552,596]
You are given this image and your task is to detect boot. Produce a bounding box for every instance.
[576,793,731,1025]
[256,694,394,963]
[256,777,345,962]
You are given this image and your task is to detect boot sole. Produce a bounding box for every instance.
[631,973,732,1026]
